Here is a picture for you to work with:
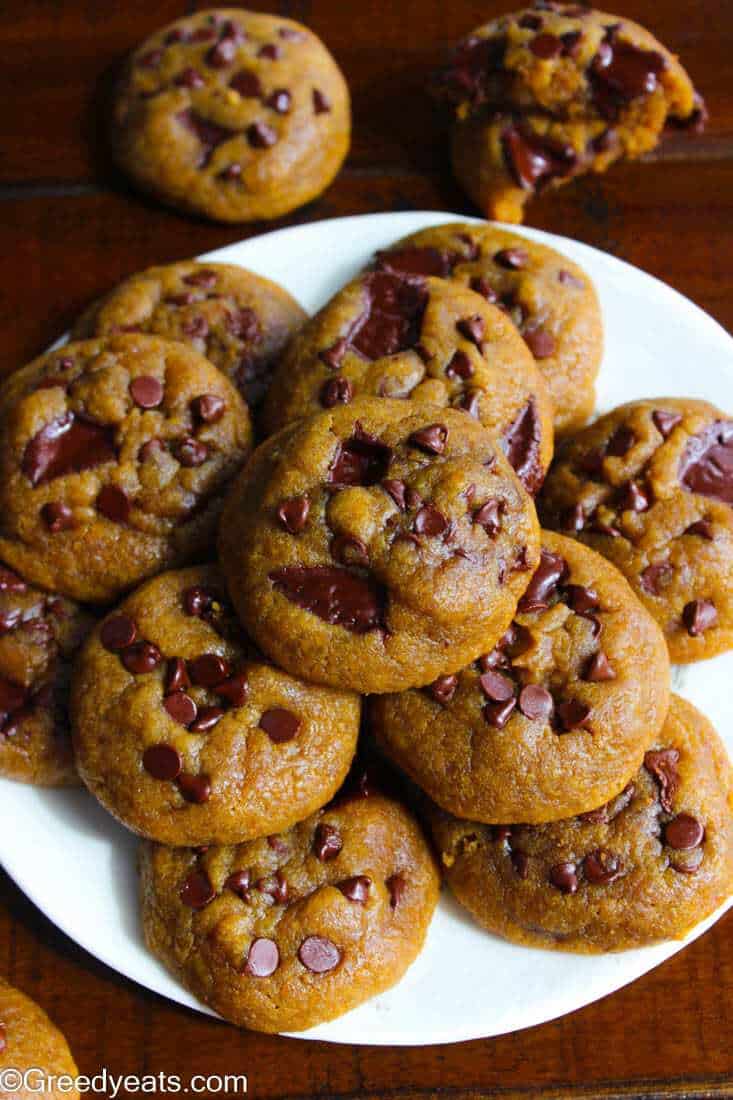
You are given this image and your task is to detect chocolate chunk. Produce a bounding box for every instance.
[192,394,226,424]
[679,420,733,505]
[298,935,341,973]
[22,413,116,486]
[555,699,591,732]
[216,671,249,706]
[164,692,198,727]
[479,669,515,703]
[176,108,236,167]
[41,501,74,533]
[270,565,387,634]
[143,744,182,781]
[130,376,164,409]
[518,684,553,721]
[591,38,667,118]
[549,862,578,894]
[313,822,342,861]
[259,707,301,743]
[502,123,576,192]
[640,561,673,596]
[483,697,516,728]
[337,875,371,904]
[100,615,137,651]
[563,584,599,615]
[644,747,679,812]
[226,869,251,899]
[245,938,279,977]
[178,772,212,804]
[456,314,485,347]
[427,674,458,704]
[121,642,162,675]
[247,120,278,148]
[188,653,230,687]
[96,485,131,524]
[445,350,474,380]
[413,504,448,536]
[682,599,717,637]
[606,425,635,457]
[375,246,453,278]
[518,548,568,612]
[494,247,528,270]
[584,651,615,682]
[523,325,556,359]
[665,813,704,851]
[351,273,428,360]
[331,534,369,567]
[312,89,331,113]
[277,495,310,534]
[584,849,624,885]
[652,409,682,438]
[328,426,392,487]
[386,872,406,908]
[501,397,544,494]
[320,376,354,408]
[409,423,448,456]
[617,479,649,512]
[180,869,215,909]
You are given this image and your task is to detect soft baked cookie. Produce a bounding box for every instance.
[540,398,733,663]
[376,223,602,434]
[433,4,704,223]
[219,399,541,694]
[0,978,79,1097]
[112,9,350,222]
[372,531,669,824]
[140,789,439,1032]
[0,335,252,603]
[428,695,733,951]
[73,262,306,409]
[261,270,554,493]
[0,565,95,787]
[72,566,359,845]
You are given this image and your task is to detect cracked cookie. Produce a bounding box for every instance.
[539,398,733,662]
[372,531,669,824]
[140,788,439,1032]
[433,4,704,223]
[72,565,359,845]
[428,695,733,951]
[112,9,350,222]
[261,270,554,493]
[375,223,602,434]
[0,335,252,603]
[219,399,541,694]
[0,978,79,1095]
[72,261,306,410]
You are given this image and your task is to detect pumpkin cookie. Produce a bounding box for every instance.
[112,9,350,222]
[372,531,669,824]
[72,566,359,845]
[219,399,541,694]
[0,978,79,1097]
[140,789,439,1032]
[375,222,602,434]
[0,335,252,603]
[540,398,733,662]
[73,261,306,409]
[428,695,733,951]
[261,270,553,494]
[433,4,704,223]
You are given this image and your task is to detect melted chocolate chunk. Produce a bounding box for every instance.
[176,108,236,167]
[643,747,680,813]
[438,34,506,107]
[583,849,624,885]
[327,426,392,487]
[501,398,544,494]
[518,548,568,612]
[22,413,116,486]
[180,868,215,909]
[375,246,454,278]
[350,273,428,360]
[502,123,577,193]
[590,37,667,119]
[679,420,733,505]
[270,566,387,634]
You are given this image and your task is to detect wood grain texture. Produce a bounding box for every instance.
[0,0,732,1095]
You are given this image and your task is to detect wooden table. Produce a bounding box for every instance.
[1,2,732,1096]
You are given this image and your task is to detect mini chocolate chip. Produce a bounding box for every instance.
[97,485,131,524]
[226,869,251,899]
[530,32,563,58]
[319,338,348,370]
[277,495,310,534]
[584,849,624,885]
[175,67,206,89]
[682,599,717,637]
[247,121,277,148]
[314,822,342,861]
[685,519,714,540]
[164,692,198,727]
[409,424,447,455]
[180,869,215,909]
[299,935,341,973]
[386,873,405,908]
[321,376,353,408]
[470,276,498,303]
[176,438,208,467]
[338,875,371,904]
[266,88,291,113]
[643,747,680,813]
[457,314,485,347]
[178,772,212,804]
[518,684,554,721]
[207,37,237,67]
[606,425,635,457]
[479,669,515,703]
[165,657,189,694]
[190,706,225,733]
[259,708,300,743]
[427,674,458,704]
[483,697,516,728]
[183,586,215,618]
[188,653,231,687]
[267,834,289,854]
[312,89,331,113]
[494,247,528,270]
[445,349,474,380]
[245,938,279,977]
[473,498,502,536]
[0,569,26,594]
[257,869,288,904]
[652,409,682,438]
[100,615,137,651]
[192,394,226,423]
[460,389,481,419]
[584,652,615,682]
[218,163,242,181]
[230,67,262,96]
[556,699,591,731]
[618,480,649,512]
[523,325,556,359]
[184,318,210,343]
[122,642,162,675]
[564,584,599,615]
[640,562,673,596]
[549,862,578,894]
[143,743,182,780]
[41,501,74,533]
[216,671,249,706]
[382,478,407,510]
[665,813,704,851]
[331,534,369,567]
[413,504,448,536]
[130,376,164,409]
[558,269,585,288]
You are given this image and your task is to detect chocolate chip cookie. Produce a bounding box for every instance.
[112,9,350,223]
[376,223,603,434]
[372,531,669,824]
[261,270,554,494]
[140,789,439,1031]
[0,978,79,1094]
[433,4,704,223]
[0,565,95,787]
[0,335,252,603]
[219,399,541,694]
[540,398,733,663]
[429,695,733,951]
[72,566,360,845]
[72,261,306,409]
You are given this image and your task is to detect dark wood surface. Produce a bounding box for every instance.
[1,1,732,1095]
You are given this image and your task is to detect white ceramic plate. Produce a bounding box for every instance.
[1,211,732,1047]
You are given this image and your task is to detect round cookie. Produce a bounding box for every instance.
[73,261,306,409]
[428,695,733,952]
[540,398,733,663]
[372,531,669,824]
[112,9,350,223]
[139,789,439,1032]
[433,4,703,223]
[375,222,602,435]
[72,565,360,845]
[0,565,95,787]
[261,270,554,494]
[0,978,79,1098]
[219,399,541,694]
[0,335,252,603]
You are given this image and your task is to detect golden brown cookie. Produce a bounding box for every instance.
[140,789,439,1032]
[112,9,350,222]
[540,398,733,663]
[375,222,602,434]
[433,4,703,223]
[261,270,554,494]
[0,564,95,787]
[428,695,733,952]
[0,335,252,603]
[73,261,306,409]
[373,531,669,824]
[0,978,79,1098]
[72,566,359,845]
[219,399,541,694]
